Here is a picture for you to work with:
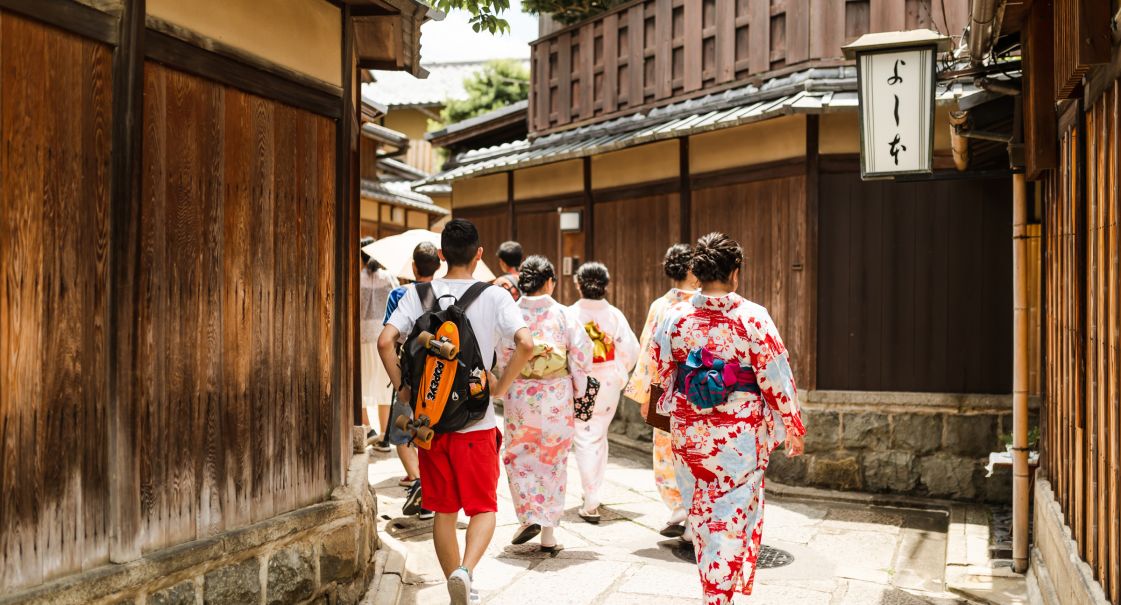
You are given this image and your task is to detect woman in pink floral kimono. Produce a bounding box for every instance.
[652,233,805,604]
[568,262,639,523]
[623,244,698,538]
[498,256,594,552]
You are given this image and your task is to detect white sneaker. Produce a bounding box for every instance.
[682,523,694,543]
[447,567,472,605]
[469,587,481,604]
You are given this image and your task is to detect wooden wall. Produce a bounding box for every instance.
[1042,89,1120,604]
[592,193,681,334]
[455,203,510,274]
[529,0,970,133]
[135,63,337,552]
[0,13,113,589]
[691,175,814,390]
[816,171,1012,394]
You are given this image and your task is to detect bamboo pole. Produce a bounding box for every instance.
[1012,172,1030,573]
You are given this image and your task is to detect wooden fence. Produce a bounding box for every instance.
[1042,86,1120,604]
[0,13,345,592]
[529,0,971,133]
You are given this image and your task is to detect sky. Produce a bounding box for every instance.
[420,4,538,62]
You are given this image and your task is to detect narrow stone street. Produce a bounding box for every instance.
[366,423,984,605]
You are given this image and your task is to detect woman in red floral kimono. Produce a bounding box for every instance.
[651,233,805,604]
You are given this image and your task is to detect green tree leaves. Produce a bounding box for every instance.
[438,59,530,125]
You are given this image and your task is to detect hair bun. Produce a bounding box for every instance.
[575,262,609,300]
[690,232,743,283]
[517,255,555,294]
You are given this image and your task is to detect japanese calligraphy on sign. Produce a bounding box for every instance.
[854,46,937,179]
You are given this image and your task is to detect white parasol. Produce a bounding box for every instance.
[361,229,496,282]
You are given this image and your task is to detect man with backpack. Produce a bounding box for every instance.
[378,219,535,605]
[492,240,523,301]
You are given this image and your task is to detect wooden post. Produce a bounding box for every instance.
[583,157,593,261]
[507,171,516,240]
[1012,172,1030,573]
[334,5,355,486]
[679,137,691,243]
[805,115,819,391]
[107,0,145,563]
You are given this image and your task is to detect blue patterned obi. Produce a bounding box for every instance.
[674,347,760,410]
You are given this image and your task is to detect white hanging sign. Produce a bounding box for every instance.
[844,30,950,180]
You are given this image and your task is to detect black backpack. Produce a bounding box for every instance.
[399,282,493,433]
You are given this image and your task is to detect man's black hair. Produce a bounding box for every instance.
[440,218,481,267]
[413,242,440,278]
[497,241,524,269]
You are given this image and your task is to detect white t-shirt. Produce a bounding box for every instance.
[386,278,527,432]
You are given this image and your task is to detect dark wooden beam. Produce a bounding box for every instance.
[145,29,343,119]
[592,178,681,203]
[689,158,805,190]
[0,0,118,45]
[804,115,820,391]
[107,0,145,564]
[507,171,517,241]
[515,195,584,214]
[583,157,593,261]
[1022,0,1056,179]
[335,5,356,486]
[678,137,691,243]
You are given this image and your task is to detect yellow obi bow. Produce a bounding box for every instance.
[584,321,615,363]
[521,341,568,379]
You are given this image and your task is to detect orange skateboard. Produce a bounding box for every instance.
[396,321,460,449]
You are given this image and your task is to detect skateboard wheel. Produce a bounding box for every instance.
[417,331,436,348]
[415,426,435,444]
[394,415,411,432]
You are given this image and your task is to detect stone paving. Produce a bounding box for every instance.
[366,436,979,605]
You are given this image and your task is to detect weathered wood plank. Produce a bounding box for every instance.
[2,12,47,588]
[809,0,844,59]
[870,0,906,32]
[684,0,702,91]
[785,0,808,64]
[655,0,672,99]
[222,87,254,530]
[715,0,734,83]
[627,5,644,107]
[748,0,770,74]
[602,13,618,113]
[556,32,572,124]
[579,23,594,119]
[249,93,277,524]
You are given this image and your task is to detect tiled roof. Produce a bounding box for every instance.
[362,179,450,215]
[364,59,529,108]
[421,67,980,184]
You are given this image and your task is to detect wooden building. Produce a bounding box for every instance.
[990,0,1120,603]
[426,0,1031,504]
[0,0,434,602]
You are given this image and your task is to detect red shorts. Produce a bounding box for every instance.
[418,427,501,516]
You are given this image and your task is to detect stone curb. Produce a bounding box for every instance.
[360,531,409,605]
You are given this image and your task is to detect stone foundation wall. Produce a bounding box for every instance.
[2,453,379,605]
[610,390,1036,503]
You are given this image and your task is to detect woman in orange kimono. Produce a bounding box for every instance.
[623,244,698,538]
[652,233,805,604]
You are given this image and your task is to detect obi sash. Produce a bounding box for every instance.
[584,321,615,363]
[674,347,760,410]
[521,341,568,379]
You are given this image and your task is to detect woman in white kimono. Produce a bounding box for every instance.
[568,262,639,523]
[623,244,698,538]
[652,233,805,604]
[498,256,594,552]
[359,238,400,453]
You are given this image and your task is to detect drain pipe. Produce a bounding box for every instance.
[1011,172,1029,574]
[948,111,971,171]
[969,0,1005,65]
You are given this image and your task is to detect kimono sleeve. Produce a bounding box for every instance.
[623,299,663,403]
[746,309,806,437]
[650,306,682,391]
[612,307,641,373]
[564,308,595,399]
